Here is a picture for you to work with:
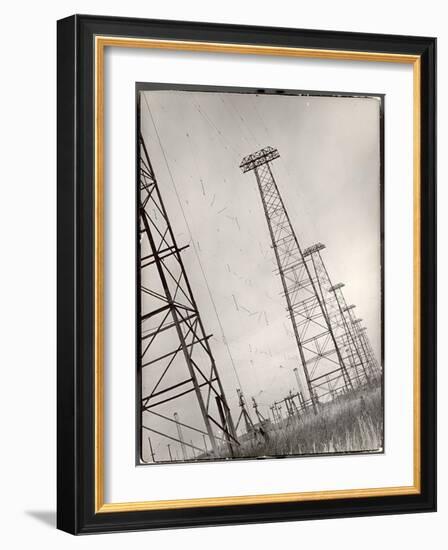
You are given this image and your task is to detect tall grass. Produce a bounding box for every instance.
[228,383,383,459]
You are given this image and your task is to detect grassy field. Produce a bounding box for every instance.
[229,382,383,459]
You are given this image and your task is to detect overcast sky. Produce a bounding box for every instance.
[140,88,382,461]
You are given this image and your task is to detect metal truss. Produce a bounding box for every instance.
[273,390,306,425]
[332,294,379,382]
[305,246,373,388]
[240,147,380,409]
[139,133,237,463]
[348,311,381,379]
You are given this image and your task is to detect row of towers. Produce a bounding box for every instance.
[240,147,380,414]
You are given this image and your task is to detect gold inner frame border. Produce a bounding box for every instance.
[94,35,421,513]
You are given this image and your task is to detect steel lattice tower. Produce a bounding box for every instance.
[352,315,381,378]
[304,246,374,387]
[139,133,237,462]
[331,291,377,383]
[240,147,364,408]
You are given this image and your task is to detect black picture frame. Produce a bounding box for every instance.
[57,14,436,534]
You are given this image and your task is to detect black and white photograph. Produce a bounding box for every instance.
[137,84,383,465]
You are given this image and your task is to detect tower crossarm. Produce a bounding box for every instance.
[240,146,280,172]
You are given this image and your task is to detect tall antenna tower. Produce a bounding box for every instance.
[240,147,367,408]
[303,246,377,387]
[139,132,237,462]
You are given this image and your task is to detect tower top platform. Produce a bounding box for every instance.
[240,146,280,173]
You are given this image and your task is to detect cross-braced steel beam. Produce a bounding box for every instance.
[305,248,376,388]
[139,132,237,463]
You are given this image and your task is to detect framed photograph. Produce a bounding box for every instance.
[57,14,436,534]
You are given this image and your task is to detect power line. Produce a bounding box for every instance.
[190,94,243,160]
[142,93,244,391]
[226,95,261,148]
